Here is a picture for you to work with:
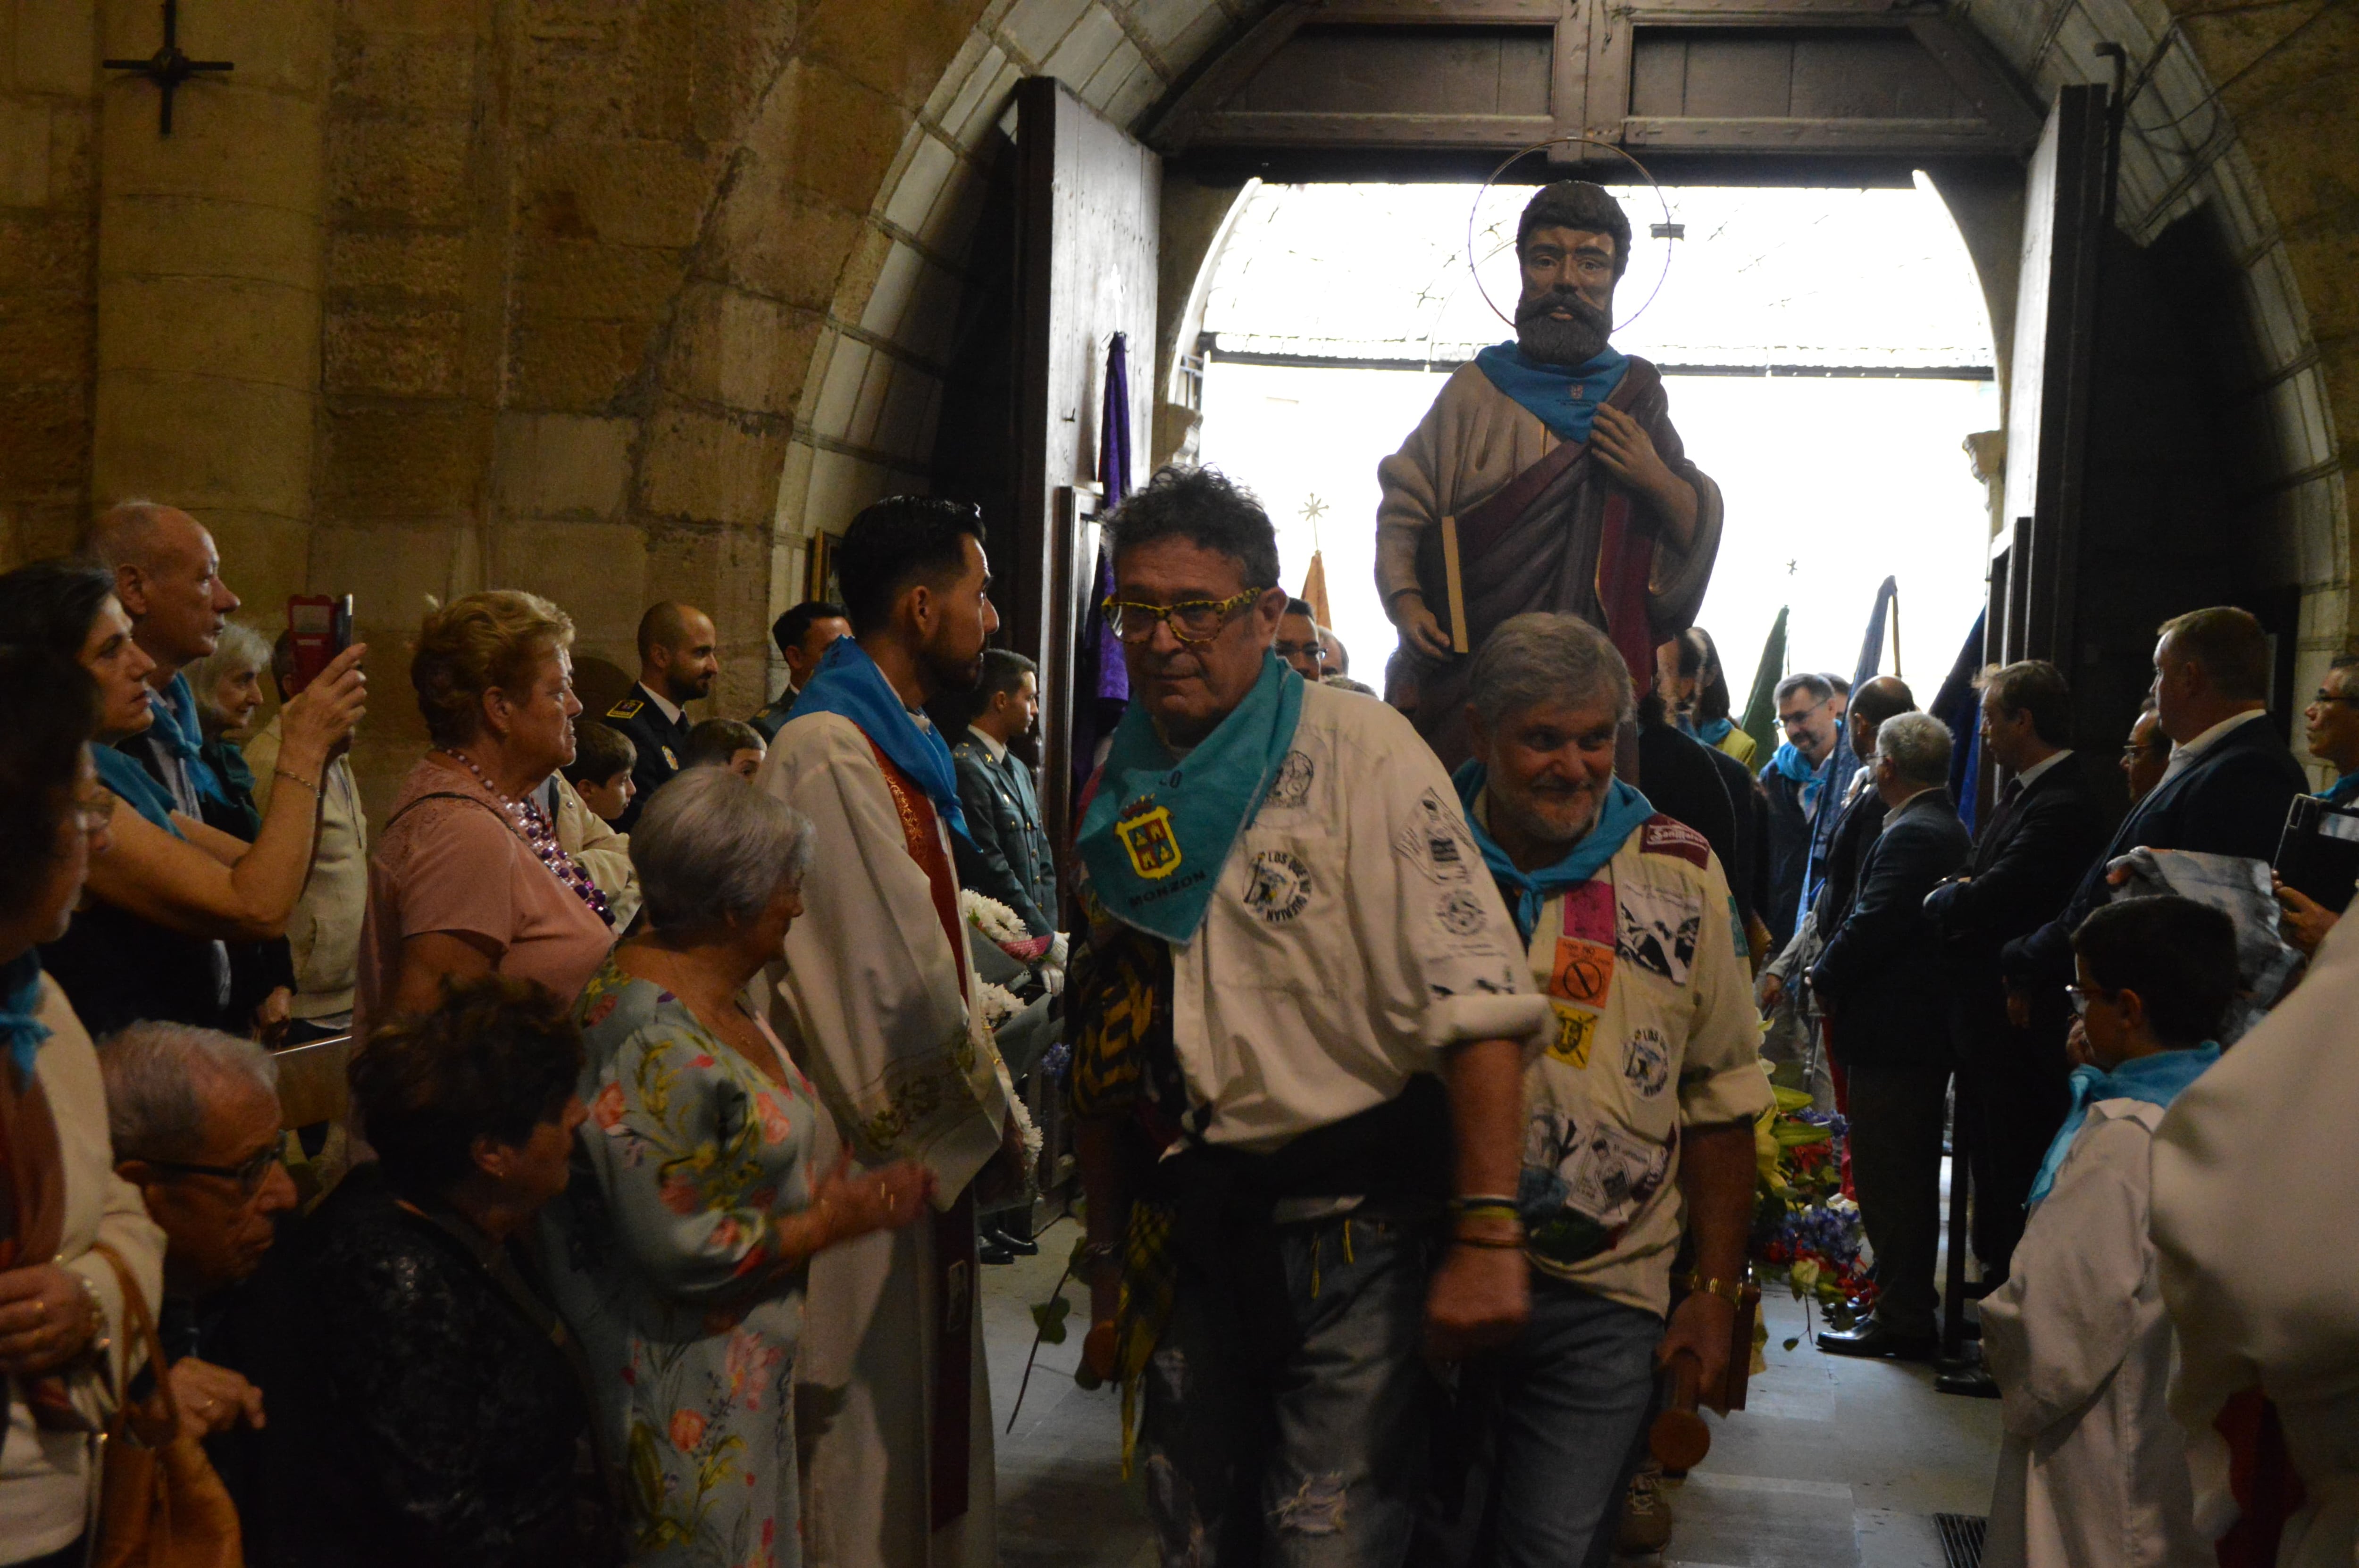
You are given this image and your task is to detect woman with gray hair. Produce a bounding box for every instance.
[539,767,934,1566]
[180,621,274,838]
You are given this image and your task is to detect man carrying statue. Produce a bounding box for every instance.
[1378,179,1724,771]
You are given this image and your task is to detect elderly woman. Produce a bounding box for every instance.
[0,560,365,1036]
[180,621,275,838]
[360,591,613,1031]
[541,767,933,1565]
[230,976,608,1568]
[0,647,167,1568]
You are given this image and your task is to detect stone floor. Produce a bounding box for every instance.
[983,1214,2002,1568]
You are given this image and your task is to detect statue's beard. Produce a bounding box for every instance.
[1515,288,1614,367]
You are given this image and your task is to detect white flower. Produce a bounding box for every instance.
[960,889,1028,945]
[976,980,1024,1032]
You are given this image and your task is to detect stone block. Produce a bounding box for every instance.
[488,517,648,644]
[922,31,995,128]
[883,126,955,236]
[828,221,893,326]
[15,1,97,96]
[803,0,983,111]
[0,98,51,207]
[5,498,89,566]
[198,504,314,620]
[804,331,869,435]
[623,0,694,142]
[331,28,477,116]
[43,97,92,203]
[323,300,465,396]
[103,0,329,97]
[506,314,648,411]
[325,226,465,298]
[0,207,91,290]
[999,0,1093,69]
[95,369,315,517]
[660,281,820,416]
[637,400,787,526]
[99,274,319,388]
[933,41,1008,142]
[326,111,467,225]
[101,83,323,212]
[0,290,91,384]
[524,138,716,250]
[317,398,483,518]
[100,195,320,285]
[1046,7,1125,94]
[306,520,467,640]
[777,62,911,213]
[492,410,633,517]
[708,183,862,310]
[513,235,682,322]
[0,381,92,492]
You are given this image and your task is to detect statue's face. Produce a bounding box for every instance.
[1515,224,1617,367]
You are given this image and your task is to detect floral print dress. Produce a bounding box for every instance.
[540,959,823,1568]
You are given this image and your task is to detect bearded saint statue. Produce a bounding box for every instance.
[1378,180,1723,769]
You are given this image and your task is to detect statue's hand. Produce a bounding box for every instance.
[1390,591,1454,659]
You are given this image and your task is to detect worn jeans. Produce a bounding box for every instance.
[1140,1209,1430,1568]
[1422,1275,1665,1568]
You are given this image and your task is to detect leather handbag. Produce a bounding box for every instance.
[87,1241,242,1568]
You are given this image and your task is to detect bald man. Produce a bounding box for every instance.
[602,600,718,830]
[81,500,244,823]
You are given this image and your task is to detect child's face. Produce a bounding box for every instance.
[578,770,636,822]
[2071,956,2132,1069]
[727,747,764,781]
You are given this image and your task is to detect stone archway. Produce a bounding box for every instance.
[775,0,2350,712]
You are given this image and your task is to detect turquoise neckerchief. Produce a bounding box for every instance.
[1077,653,1304,943]
[2326,772,2359,807]
[1768,740,1835,815]
[1472,343,1630,443]
[1696,717,1734,747]
[139,673,230,808]
[0,951,48,1083]
[789,639,969,843]
[93,745,184,836]
[1454,760,1654,944]
[2026,1043,2221,1209]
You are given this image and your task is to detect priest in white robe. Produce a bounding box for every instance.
[758,497,1020,1568]
[1983,896,2231,1568]
[2154,871,2359,1568]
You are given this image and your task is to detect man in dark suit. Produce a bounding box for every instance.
[602,600,718,831]
[750,599,851,742]
[951,649,1057,937]
[1930,663,2108,1279]
[2002,607,2310,1001]
[1808,712,1972,1359]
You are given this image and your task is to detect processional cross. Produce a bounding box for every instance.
[104,0,235,136]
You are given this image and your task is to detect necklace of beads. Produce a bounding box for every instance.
[437,749,614,926]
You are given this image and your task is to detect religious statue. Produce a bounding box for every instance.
[1377,180,1723,768]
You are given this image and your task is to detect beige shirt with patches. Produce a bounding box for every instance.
[1489,808,1772,1317]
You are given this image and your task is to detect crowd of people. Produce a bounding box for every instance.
[5,173,2357,1568]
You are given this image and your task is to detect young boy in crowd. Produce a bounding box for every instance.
[564,720,639,823]
[683,717,766,780]
[1982,894,2234,1568]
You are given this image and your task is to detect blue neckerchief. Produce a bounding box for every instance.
[1454,760,1654,944]
[139,673,230,808]
[1768,742,1833,815]
[2026,1043,2221,1209]
[2327,772,2359,807]
[1077,653,1304,943]
[1472,343,1630,443]
[789,639,970,842]
[1696,717,1734,747]
[93,745,184,837]
[0,951,49,1083]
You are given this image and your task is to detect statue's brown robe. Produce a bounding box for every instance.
[1376,357,1723,769]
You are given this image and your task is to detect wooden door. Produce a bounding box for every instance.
[1013,77,1160,851]
[1998,84,2109,667]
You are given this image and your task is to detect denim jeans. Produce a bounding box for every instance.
[1139,1208,1431,1568]
[1422,1274,1665,1568]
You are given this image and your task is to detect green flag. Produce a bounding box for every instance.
[1740,606,1789,763]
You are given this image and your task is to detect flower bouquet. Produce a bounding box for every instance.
[1751,1084,1874,1338]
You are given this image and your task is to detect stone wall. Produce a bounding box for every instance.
[2,0,2353,817]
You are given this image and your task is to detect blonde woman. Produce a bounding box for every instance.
[358,592,614,1032]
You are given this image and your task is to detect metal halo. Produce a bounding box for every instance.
[1466,136,1681,332]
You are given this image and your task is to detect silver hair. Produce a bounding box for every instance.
[630,766,814,935]
[183,621,272,715]
[1467,612,1635,730]
[100,1022,281,1164]
[1875,710,1953,787]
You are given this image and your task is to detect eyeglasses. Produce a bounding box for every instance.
[1273,638,1324,661]
[2120,742,2164,760]
[1776,698,1831,732]
[74,789,116,836]
[2312,690,2359,709]
[144,1130,289,1197]
[1102,589,1267,645]
[2065,984,2110,1017]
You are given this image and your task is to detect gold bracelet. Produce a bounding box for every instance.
[273,765,320,794]
[1674,1271,1746,1307]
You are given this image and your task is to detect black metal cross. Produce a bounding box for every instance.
[104,0,234,136]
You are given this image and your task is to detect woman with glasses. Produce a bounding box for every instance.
[0,560,367,1038]
[0,646,167,1568]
